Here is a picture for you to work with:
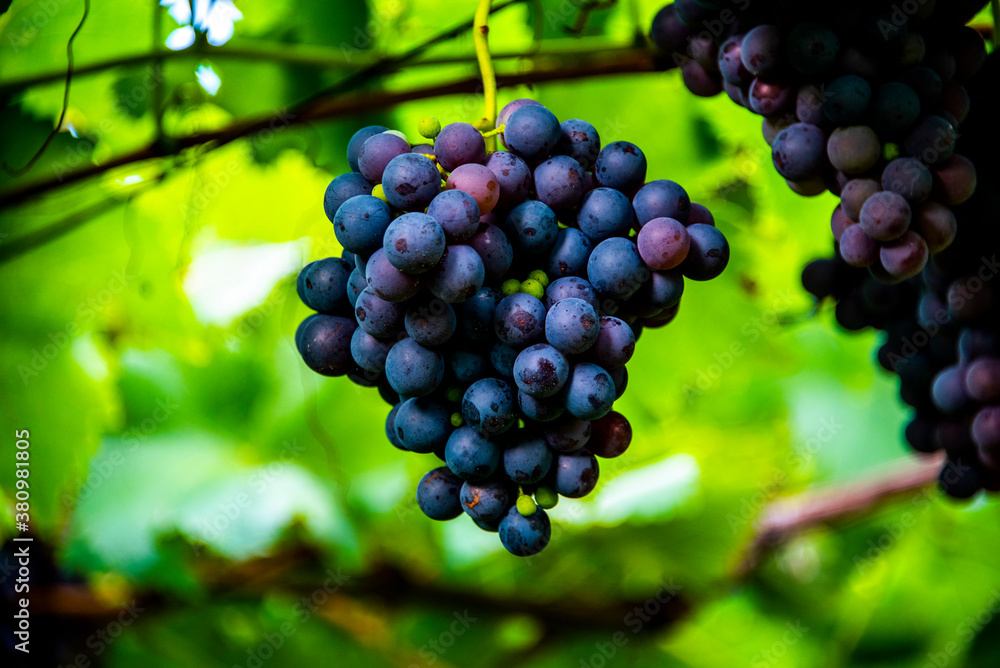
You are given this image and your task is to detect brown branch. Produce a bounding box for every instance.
[0,47,658,212]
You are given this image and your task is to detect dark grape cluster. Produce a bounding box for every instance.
[297,100,730,555]
[650,0,987,283]
[800,50,1000,498]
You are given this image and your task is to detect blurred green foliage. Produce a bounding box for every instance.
[1,1,999,667]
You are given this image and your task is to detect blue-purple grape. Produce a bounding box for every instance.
[384,337,445,397]
[633,180,691,227]
[416,467,463,520]
[355,287,405,338]
[577,187,633,242]
[382,153,442,211]
[546,228,593,278]
[587,237,646,299]
[347,125,389,172]
[434,122,486,171]
[513,343,570,398]
[505,200,559,255]
[297,315,357,377]
[503,436,553,485]
[395,398,452,453]
[680,223,729,281]
[594,141,647,192]
[553,450,600,498]
[544,297,599,355]
[462,378,517,436]
[358,132,411,184]
[324,172,373,222]
[365,248,421,303]
[485,151,534,209]
[564,363,616,420]
[504,105,561,162]
[534,155,586,210]
[494,293,547,349]
[427,190,481,242]
[554,119,601,170]
[383,213,446,275]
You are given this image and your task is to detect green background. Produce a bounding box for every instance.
[1,0,999,666]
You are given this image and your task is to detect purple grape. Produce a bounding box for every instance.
[504,105,561,162]
[460,480,512,527]
[577,187,633,242]
[637,217,690,271]
[680,223,729,281]
[965,358,1000,403]
[553,450,600,498]
[355,287,405,338]
[546,228,594,278]
[903,115,957,165]
[505,200,559,255]
[740,24,782,77]
[649,5,687,54]
[687,202,715,227]
[416,467,463,520]
[382,152,442,211]
[587,237,646,299]
[534,155,586,210]
[434,122,486,171]
[879,231,928,280]
[447,163,500,215]
[636,270,684,311]
[427,244,486,304]
[882,157,932,203]
[932,154,977,206]
[912,201,957,253]
[545,297,599,355]
[860,191,911,241]
[427,190,480,242]
[839,223,880,268]
[518,391,566,422]
[504,436,553,485]
[298,257,352,314]
[365,249,421,303]
[485,151,533,209]
[385,337,444,397]
[297,315,356,377]
[383,212,446,275]
[633,180,691,227]
[455,286,500,343]
[564,363,615,420]
[333,195,393,256]
[490,342,518,377]
[594,141,647,193]
[404,297,456,347]
[462,378,517,436]
[841,179,881,221]
[795,85,826,125]
[445,426,500,480]
[498,505,550,556]
[347,125,388,172]
[544,416,591,453]
[588,412,631,458]
[771,123,826,181]
[467,222,513,281]
[324,172,373,222]
[494,293,547,349]
[718,35,752,85]
[513,343,570,398]
[396,398,452,453]
[545,276,600,311]
[346,267,368,307]
[554,119,601,170]
[748,79,794,116]
[358,132,410,184]
[497,98,542,132]
[681,60,723,98]
[350,327,393,372]
[589,317,635,369]
[827,126,881,175]
[449,349,488,385]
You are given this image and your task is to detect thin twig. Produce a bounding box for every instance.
[1,0,91,176]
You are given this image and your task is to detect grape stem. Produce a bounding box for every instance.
[474,0,499,151]
[480,124,505,138]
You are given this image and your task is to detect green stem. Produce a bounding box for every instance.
[474,0,498,151]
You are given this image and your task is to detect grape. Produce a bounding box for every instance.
[795,85,826,125]
[494,293,547,349]
[447,164,501,216]
[545,276,600,312]
[350,327,393,373]
[468,222,514,281]
[912,202,957,253]
[880,231,928,280]
[881,158,932,203]
[932,154,977,206]
[532,155,586,211]
[681,60,724,97]
[687,202,715,227]
[823,75,872,125]
[547,228,594,278]
[297,315,356,377]
[748,79,794,116]
[588,411,632,458]
[298,257,352,314]
[587,237,646,299]
[787,22,840,75]
[724,80,748,107]
[355,287,405,338]
[333,195,393,256]
[395,398,452,453]
[385,403,405,450]
[505,200,560,255]
[462,378,517,435]
[839,224,880,268]
[503,436,554,485]
[649,5,688,54]
[324,173,374,222]
[544,416,592,453]
[740,24,782,77]
[965,358,1000,403]
[951,24,987,79]
[565,363,616,420]
[434,122,486,171]
[589,317,635,369]
[681,223,730,281]
[973,407,1000,463]
[404,298,456,347]
[365,249,421,303]
[555,119,601,170]
[827,126,881,175]
[941,82,971,124]
[384,338,444,397]
[786,176,827,197]
[455,286,500,342]
[576,187,633,242]
[860,191,911,241]
[609,365,628,398]
[460,480,513,527]
[513,343,569,398]
[903,115,957,166]
[450,349,488,384]
[637,270,685,311]
[594,141,647,192]
[841,179,881,221]
[498,506,551,556]
[771,123,826,181]
[497,98,542,132]
[347,125,389,172]
[829,206,853,241]
[416,467,464,520]
[445,426,501,480]
[554,450,600,498]
[490,342,518,377]
[383,213,446,275]
[358,132,411,183]
[427,245,486,304]
[872,82,921,137]
[382,153,442,211]
[545,297,599,355]
[938,457,981,500]
[518,391,566,422]
[347,268,368,307]
[504,105,561,162]
[718,35,752,85]
[427,190,481,242]
[932,366,970,414]
[633,180,691,227]
[637,217,691,270]
[485,151,534,209]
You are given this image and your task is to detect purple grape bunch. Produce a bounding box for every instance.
[650,0,986,283]
[296,100,730,555]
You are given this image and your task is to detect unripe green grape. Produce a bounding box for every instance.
[450,412,464,427]
[521,279,545,300]
[418,116,441,139]
[527,270,550,288]
[501,279,521,296]
[516,494,537,516]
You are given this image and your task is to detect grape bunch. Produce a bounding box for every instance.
[650,0,987,283]
[799,51,1000,498]
[296,100,730,556]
